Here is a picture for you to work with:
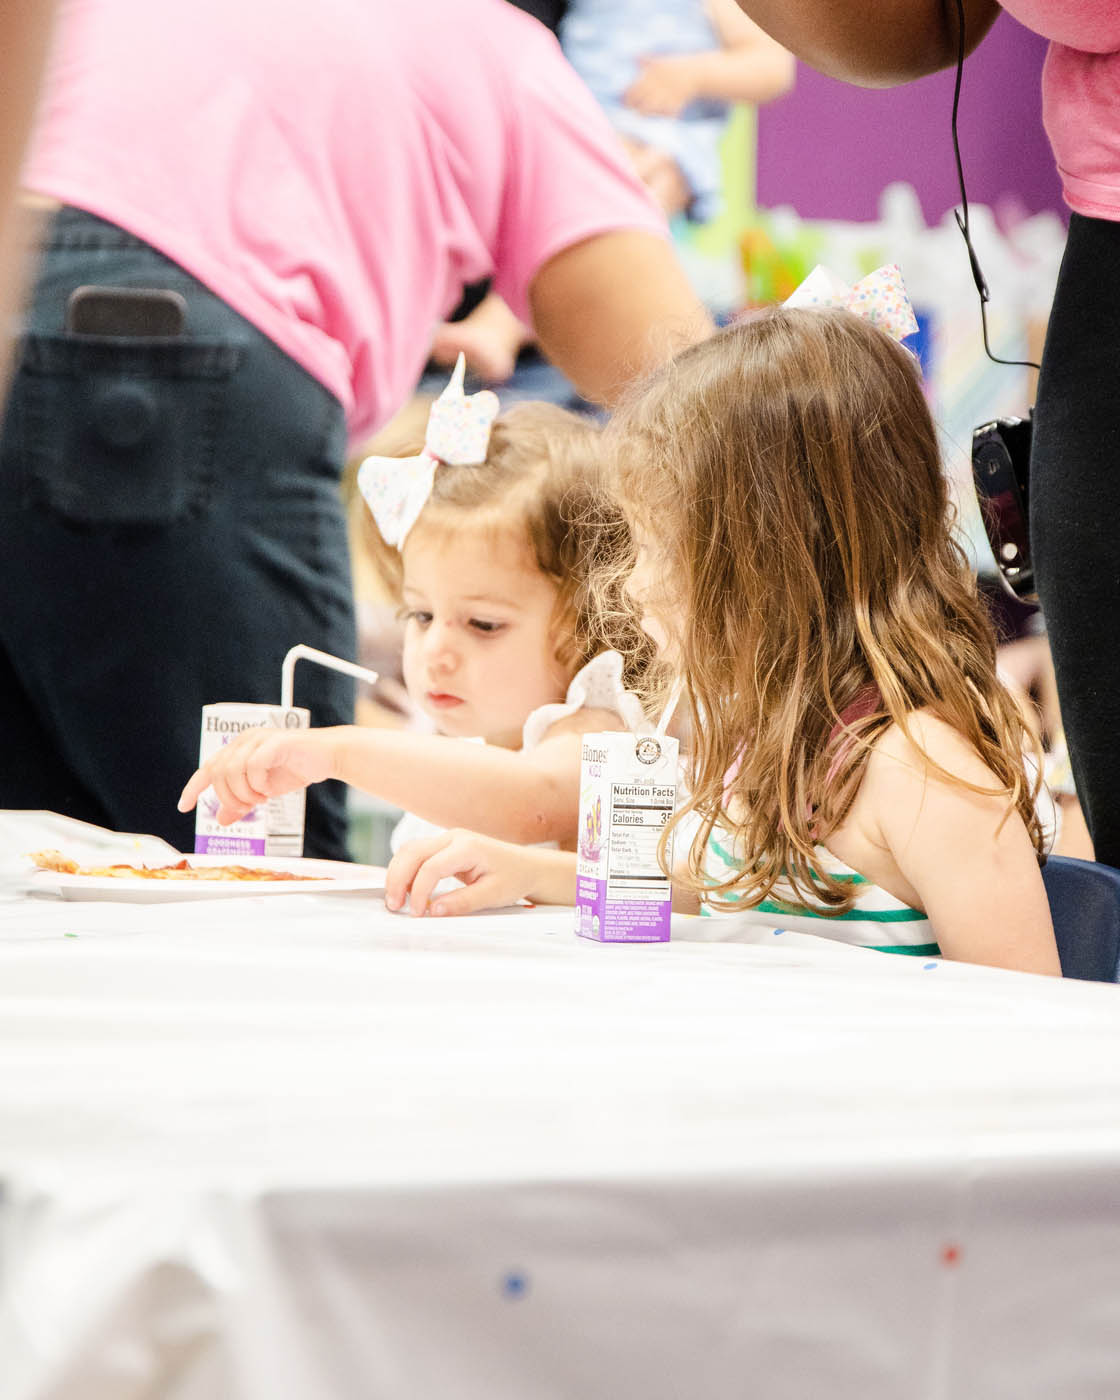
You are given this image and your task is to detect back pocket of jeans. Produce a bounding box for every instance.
[9,332,244,526]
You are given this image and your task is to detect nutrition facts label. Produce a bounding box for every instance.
[577,730,678,943]
[607,781,675,899]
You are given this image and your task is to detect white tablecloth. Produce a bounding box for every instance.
[2,811,1120,1399]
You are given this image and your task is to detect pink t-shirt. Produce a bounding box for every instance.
[998,0,1120,220]
[24,0,667,445]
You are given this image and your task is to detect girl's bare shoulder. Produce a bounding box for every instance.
[864,708,1002,793]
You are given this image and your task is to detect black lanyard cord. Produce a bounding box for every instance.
[950,0,1042,372]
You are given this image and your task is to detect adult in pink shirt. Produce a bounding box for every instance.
[0,0,709,859]
[728,0,1120,873]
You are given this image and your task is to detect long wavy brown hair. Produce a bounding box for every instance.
[605,306,1043,913]
[364,400,655,688]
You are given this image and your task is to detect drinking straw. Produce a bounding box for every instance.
[280,645,380,710]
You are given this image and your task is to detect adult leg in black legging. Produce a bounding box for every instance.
[1031,213,1120,866]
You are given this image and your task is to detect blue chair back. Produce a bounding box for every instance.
[1041,855,1120,982]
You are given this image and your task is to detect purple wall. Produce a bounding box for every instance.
[756,14,1064,226]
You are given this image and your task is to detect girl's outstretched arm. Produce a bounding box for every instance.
[863,712,1061,976]
[178,708,626,848]
[385,831,577,917]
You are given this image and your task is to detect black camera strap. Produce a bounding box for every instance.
[952,0,1042,602]
[950,0,1040,374]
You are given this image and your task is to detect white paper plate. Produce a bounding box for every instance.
[32,854,386,903]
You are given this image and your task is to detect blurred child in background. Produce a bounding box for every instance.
[562,0,793,222]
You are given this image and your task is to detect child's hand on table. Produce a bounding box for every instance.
[177,728,344,825]
[385,830,575,918]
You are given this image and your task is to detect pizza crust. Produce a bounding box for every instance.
[27,850,326,882]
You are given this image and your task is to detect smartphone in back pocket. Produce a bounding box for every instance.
[65,285,187,337]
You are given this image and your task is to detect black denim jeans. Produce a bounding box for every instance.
[1031,212,1120,867]
[0,207,355,859]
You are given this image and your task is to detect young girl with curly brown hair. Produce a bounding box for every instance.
[180,369,653,853]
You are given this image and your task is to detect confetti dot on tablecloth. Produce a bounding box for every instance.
[773,929,785,936]
[940,1243,962,1268]
[501,1271,529,1299]
[923,962,938,970]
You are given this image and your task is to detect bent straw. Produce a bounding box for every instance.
[281,645,380,710]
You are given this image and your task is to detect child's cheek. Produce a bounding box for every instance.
[400,631,424,696]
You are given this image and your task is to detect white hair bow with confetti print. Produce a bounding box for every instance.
[783,263,919,341]
[358,354,500,550]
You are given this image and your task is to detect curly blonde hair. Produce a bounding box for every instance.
[604,306,1044,914]
[363,400,654,687]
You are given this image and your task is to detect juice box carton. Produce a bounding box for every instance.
[576,731,678,943]
[194,703,309,857]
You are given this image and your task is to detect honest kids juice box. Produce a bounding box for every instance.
[194,703,309,857]
[576,731,678,943]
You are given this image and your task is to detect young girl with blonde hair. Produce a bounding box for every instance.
[387,303,1060,976]
[179,360,652,850]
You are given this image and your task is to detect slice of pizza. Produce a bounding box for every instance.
[27,849,326,882]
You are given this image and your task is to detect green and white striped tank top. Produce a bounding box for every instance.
[702,831,941,957]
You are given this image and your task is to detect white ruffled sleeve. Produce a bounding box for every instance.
[521,650,648,751]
